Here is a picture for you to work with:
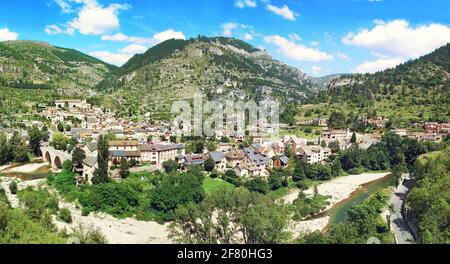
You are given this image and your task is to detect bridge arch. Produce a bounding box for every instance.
[54,156,62,169]
[40,146,72,170]
[44,151,52,165]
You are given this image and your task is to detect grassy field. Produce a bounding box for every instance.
[202,177,235,195]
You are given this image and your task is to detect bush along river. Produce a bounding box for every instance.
[0,159,54,181]
[325,173,394,224]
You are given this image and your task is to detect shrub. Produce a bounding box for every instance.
[210,169,220,179]
[79,182,140,218]
[58,208,72,223]
[9,181,18,195]
[62,160,73,172]
[70,224,107,244]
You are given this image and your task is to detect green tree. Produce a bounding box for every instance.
[293,162,306,182]
[351,132,357,144]
[72,147,86,169]
[27,125,43,156]
[41,125,50,141]
[119,158,130,179]
[331,159,342,177]
[203,157,215,172]
[268,170,283,190]
[247,178,270,194]
[170,187,291,244]
[92,135,109,184]
[57,123,64,132]
[0,133,9,165]
[62,160,73,172]
[51,132,69,151]
[9,181,18,195]
[162,159,179,173]
[10,132,29,163]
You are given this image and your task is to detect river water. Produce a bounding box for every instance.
[326,173,394,224]
[0,160,54,181]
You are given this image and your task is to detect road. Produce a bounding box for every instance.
[389,174,416,244]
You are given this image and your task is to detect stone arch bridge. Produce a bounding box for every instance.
[40,146,72,170]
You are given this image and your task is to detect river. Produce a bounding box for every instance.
[325,173,394,224]
[0,159,54,181]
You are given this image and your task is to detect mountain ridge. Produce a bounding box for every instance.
[0,40,116,92]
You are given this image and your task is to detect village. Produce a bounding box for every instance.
[1,98,447,185]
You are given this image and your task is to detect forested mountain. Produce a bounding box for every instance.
[306,43,450,126]
[0,40,116,91]
[327,43,450,103]
[96,37,315,118]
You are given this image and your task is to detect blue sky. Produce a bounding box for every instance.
[0,0,449,76]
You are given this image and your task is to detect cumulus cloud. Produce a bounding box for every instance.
[54,0,73,13]
[101,29,185,46]
[92,29,186,66]
[353,58,403,73]
[119,44,148,54]
[288,33,301,41]
[45,25,63,35]
[222,23,238,37]
[234,0,257,9]
[312,65,323,75]
[46,0,130,36]
[243,33,253,41]
[101,32,129,41]
[0,28,19,41]
[264,35,333,62]
[343,19,450,58]
[310,41,319,46]
[89,50,131,66]
[336,52,350,61]
[266,4,298,21]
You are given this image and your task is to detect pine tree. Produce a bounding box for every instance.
[293,162,306,182]
[92,135,109,184]
[119,158,130,179]
[351,132,357,143]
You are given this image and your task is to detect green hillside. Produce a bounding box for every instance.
[96,37,315,119]
[0,40,116,91]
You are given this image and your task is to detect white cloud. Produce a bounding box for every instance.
[244,33,254,41]
[54,0,72,13]
[152,29,185,43]
[343,19,450,59]
[310,41,319,46]
[92,29,185,66]
[46,0,130,36]
[234,0,257,9]
[264,35,333,62]
[288,33,301,41]
[45,25,63,35]
[101,29,185,46]
[89,50,131,66]
[119,44,148,54]
[353,58,403,73]
[0,28,18,41]
[101,33,128,41]
[312,65,323,75]
[222,23,238,37]
[69,0,130,35]
[266,4,298,21]
[336,52,350,61]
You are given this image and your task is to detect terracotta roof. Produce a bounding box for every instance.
[225,149,245,159]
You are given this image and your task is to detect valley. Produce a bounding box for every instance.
[0,37,448,245]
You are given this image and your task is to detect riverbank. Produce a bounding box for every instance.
[0,176,171,244]
[1,162,51,174]
[286,172,391,235]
